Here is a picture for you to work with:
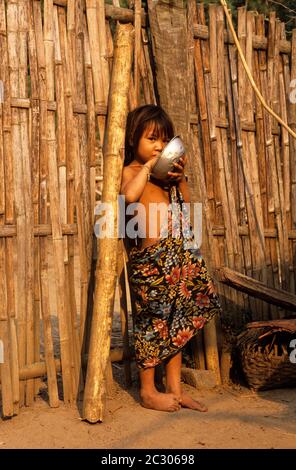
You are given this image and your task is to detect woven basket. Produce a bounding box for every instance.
[236,320,296,391]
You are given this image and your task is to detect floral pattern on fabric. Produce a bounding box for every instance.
[128,185,221,369]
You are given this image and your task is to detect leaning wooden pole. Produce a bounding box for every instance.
[82,22,134,423]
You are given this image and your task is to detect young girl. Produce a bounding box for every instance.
[121,104,221,412]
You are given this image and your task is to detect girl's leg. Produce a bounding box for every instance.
[165,352,208,412]
[139,367,181,412]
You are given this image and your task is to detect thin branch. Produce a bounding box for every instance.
[268,0,296,16]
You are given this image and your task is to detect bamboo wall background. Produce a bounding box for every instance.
[0,0,295,417]
[189,3,296,329]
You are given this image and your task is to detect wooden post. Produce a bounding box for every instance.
[82,22,133,423]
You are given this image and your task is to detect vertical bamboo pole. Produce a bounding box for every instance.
[83,12,97,230]
[57,10,88,381]
[277,22,291,299]
[140,28,156,105]
[28,0,42,398]
[290,31,296,293]
[18,0,36,406]
[117,239,132,387]
[56,3,80,398]
[271,20,288,305]
[0,239,14,417]
[0,48,13,415]
[56,5,82,399]
[245,11,266,320]
[33,0,59,407]
[85,0,106,145]
[238,8,266,319]
[255,14,278,319]
[44,0,74,404]
[66,0,76,98]
[197,3,225,282]
[134,0,141,105]
[0,0,19,415]
[215,7,243,285]
[96,0,110,97]
[80,12,98,364]
[83,23,133,423]
[280,23,294,296]
[7,0,27,406]
[254,14,270,320]
[264,12,289,317]
[191,2,221,376]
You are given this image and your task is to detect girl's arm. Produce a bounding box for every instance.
[168,155,191,203]
[120,158,157,203]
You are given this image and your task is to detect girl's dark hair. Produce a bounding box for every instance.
[124,104,175,166]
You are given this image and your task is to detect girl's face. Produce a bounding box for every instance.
[136,125,170,163]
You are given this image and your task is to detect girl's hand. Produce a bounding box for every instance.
[167,155,187,182]
[146,156,159,170]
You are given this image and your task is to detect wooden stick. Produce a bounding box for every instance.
[0,227,14,416]
[117,240,132,387]
[216,266,296,311]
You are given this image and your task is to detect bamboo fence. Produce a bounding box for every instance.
[0,0,295,418]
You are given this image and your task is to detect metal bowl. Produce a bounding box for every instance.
[151,135,186,182]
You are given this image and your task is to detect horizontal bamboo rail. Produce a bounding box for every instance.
[2,223,296,239]
[52,0,147,25]
[0,224,78,237]
[0,348,133,383]
[41,1,293,55]
[193,24,291,54]
[8,98,107,115]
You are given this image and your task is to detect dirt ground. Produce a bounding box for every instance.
[1,366,296,449]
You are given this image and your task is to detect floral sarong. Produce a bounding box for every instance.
[128,185,221,369]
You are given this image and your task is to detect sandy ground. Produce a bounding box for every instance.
[1,368,296,449]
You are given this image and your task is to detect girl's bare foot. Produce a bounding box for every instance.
[140,390,181,412]
[180,393,208,412]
